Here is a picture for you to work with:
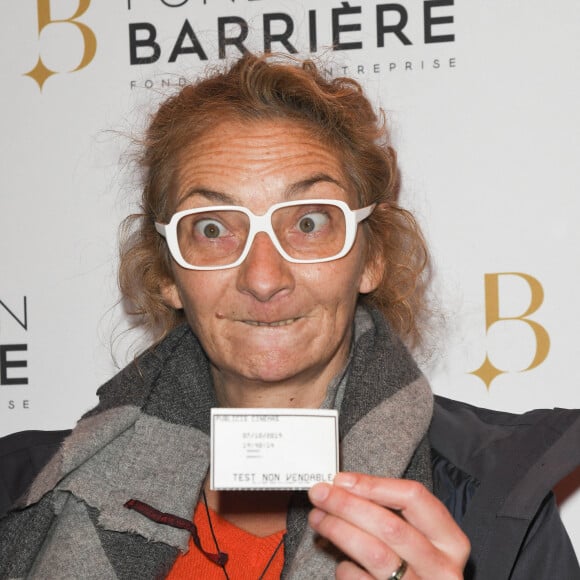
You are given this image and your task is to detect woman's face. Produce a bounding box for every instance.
[163,119,380,398]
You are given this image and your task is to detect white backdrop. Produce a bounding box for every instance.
[1,0,579,553]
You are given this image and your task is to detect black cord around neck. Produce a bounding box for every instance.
[201,490,285,580]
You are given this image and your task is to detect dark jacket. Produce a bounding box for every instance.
[1,396,578,579]
[431,396,580,579]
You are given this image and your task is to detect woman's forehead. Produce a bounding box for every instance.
[178,118,342,168]
[173,119,355,210]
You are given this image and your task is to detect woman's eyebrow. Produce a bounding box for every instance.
[178,188,237,206]
[285,173,346,199]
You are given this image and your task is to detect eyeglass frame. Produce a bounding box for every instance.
[155,198,377,271]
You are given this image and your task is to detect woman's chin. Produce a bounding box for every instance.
[231,351,306,386]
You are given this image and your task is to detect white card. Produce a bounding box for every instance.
[210,408,339,490]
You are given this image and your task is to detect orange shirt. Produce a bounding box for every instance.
[166,501,285,579]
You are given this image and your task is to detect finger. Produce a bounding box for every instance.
[309,507,411,580]
[336,560,377,580]
[308,482,466,578]
[333,473,470,563]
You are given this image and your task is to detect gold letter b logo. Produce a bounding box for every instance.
[25,0,97,90]
[470,272,550,388]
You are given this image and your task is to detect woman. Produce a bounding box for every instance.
[0,54,578,579]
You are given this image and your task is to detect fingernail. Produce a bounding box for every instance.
[308,483,330,502]
[333,472,356,488]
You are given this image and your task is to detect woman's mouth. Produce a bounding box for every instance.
[243,318,298,327]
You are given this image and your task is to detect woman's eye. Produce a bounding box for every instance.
[195,219,227,239]
[297,212,329,234]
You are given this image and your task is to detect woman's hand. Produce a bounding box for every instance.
[307,472,470,579]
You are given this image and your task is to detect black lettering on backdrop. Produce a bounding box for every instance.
[127,2,455,66]
[8,400,29,410]
[308,10,317,52]
[161,0,188,7]
[0,298,27,330]
[376,4,412,46]
[129,23,161,64]
[332,2,363,51]
[169,20,209,62]
[1,297,29,385]
[424,0,455,43]
[218,16,249,59]
[0,345,28,385]
[129,0,266,6]
[263,13,297,53]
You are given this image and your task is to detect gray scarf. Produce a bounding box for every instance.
[0,307,433,579]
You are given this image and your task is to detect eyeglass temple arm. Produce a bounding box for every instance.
[155,222,167,237]
[354,203,377,223]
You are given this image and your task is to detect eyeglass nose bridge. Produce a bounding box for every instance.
[237,208,290,264]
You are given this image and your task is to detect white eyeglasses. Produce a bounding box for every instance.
[155,199,376,271]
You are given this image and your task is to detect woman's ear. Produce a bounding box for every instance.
[161,280,183,310]
[359,253,385,294]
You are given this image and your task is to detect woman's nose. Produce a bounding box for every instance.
[236,232,295,302]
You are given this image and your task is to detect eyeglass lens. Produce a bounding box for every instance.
[176,203,347,268]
